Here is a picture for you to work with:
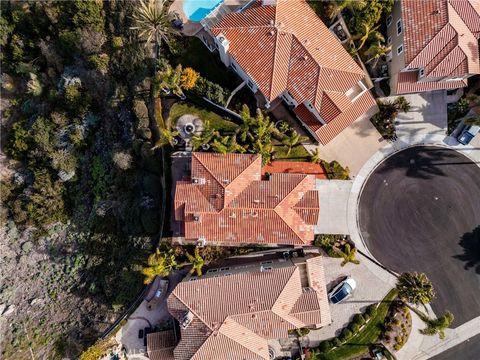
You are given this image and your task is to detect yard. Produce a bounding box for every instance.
[318,289,398,360]
[168,102,238,133]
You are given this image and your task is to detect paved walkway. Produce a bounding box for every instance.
[306,106,384,176]
[315,180,353,234]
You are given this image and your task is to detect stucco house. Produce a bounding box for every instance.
[386,0,480,95]
[147,252,331,360]
[198,0,377,145]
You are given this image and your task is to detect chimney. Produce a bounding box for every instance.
[262,0,277,6]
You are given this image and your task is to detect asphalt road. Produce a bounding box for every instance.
[430,333,480,360]
[358,146,480,327]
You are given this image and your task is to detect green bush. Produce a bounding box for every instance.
[7,120,31,159]
[193,77,230,105]
[339,328,353,342]
[321,160,350,180]
[349,322,360,333]
[332,337,342,347]
[353,313,366,326]
[88,53,109,73]
[319,340,332,353]
[366,304,378,318]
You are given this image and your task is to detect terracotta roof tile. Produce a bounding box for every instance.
[211,0,373,145]
[147,331,176,360]
[396,71,468,94]
[175,153,319,245]
[167,256,331,359]
[262,161,327,180]
[402,0,480,78]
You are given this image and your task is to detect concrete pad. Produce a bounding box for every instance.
[315,180,353,235]
[307,111,386,176]
[304,254,393,346]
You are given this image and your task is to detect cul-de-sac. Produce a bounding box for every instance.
[1,0,480,359]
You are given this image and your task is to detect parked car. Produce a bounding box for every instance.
[457,125,479,145]
[328,277,356,304]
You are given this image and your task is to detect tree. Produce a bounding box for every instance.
[420,311,454,339]
[212,135,245,155]
[191,120,220,150]
[336,243,360,266]
[141,247,179,284]
[364,42,391,68]
[352,22,384,51]
[464,117,480,126]
[329,0,366,20]
[310,148,321,164]
[396,272,435,305]
[281,130,305,156]
[180,67,200,90]
[394,96,411,113]
[157,127,179,147]
[154,64,184,97]
[185,247,205,277]
[131,0,177,61]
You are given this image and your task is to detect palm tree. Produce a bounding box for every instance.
[330,0,366,20]
[336,243,360,266]
[156,127,179,148]
[352,23,384,51]
[131,0,177,61]
[310,148,321,164]
[420,311,454,339]
[364,42,392,68]
[238,106,254,143]
[141,247,179,284]
[185,247,205,277]
[154,64,184,98]
[282,130,305,156]
[396,272,435,305]
[254,139,274,165]
[191,120,220,151]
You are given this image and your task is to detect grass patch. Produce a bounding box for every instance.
[320,289,398,360]
[169,102,238,133]
[273,144,310,161]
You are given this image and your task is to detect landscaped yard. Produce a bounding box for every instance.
[168,102,238,133]
[273,143,311,161]
[318,289,398,360]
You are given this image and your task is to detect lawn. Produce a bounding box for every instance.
[273,144,311,161]
[168,102,238,133]
[320,289,398,360]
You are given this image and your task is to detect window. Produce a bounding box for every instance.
[260,261,273,265]
[261,266,273,272]
[386,15,393,27]
[219,267,230,271]
[397,44,403,55]
[387,36,392,45]
[419,68,425,78]
[247,80,255,90]
[207,269,218,273]
[231,62,237,71]
[396,19,402,35]
[189,277,197,281]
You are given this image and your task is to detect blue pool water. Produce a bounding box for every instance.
[183,0,224,21]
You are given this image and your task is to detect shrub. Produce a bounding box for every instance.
[296,327,311,337]
[134,100,149,128]
[180,67,200,90]
[366,304,377,317]
[112,36,124,49]
[318,340,332,353]
[394,318,401,326]
[112,151,133,170]
[88,53,109,73]
[353,313,366,326]
[340,328,353,341]
[349,322,360,333]
[7,120,31,159]
[193,77,230,105]
[332,337,342,347]
[395,96,411,113]
[321,160,349,180]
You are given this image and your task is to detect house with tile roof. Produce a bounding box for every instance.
[174,152,321,247]
[158,252,331,360]
[197,0,377,145]
[387,0,480,95]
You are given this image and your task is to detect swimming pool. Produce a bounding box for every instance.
[183,0,224,22]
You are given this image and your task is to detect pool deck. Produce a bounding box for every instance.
[169,0,250,36]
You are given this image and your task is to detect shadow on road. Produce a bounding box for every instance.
[453,225,480,274]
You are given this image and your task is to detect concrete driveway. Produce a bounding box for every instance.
[306,107,386,176]
[315,180,353,235]
[304,254,393,347]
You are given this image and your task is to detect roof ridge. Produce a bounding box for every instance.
[171,289,215,331]
[223,154,262,206]
[271,267,305,327]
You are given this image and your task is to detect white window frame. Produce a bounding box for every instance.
[396,19,402,35]
[397,44,404,55]
[387,36,392,45]
[386,15,393,27]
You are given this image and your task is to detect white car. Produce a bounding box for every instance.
[328,277,357,304]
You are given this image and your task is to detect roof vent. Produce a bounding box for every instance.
[197,236,206,247]
[433,9,440,14]
[251,211,258,218]
[253,199,260,204]
[192,177,205,185]
[303,55,308,61]
[229,212,236,218]
[269,30,275,36]
[304,39,310,45]
[193,214,201,222]
[222,179,230,184]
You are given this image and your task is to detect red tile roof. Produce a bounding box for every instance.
[174,153,319,246]
[401,0,480,79]
[167,256,331,360]
[210,0,377,144]
[396,71,468,94]
[262,160,327,179]
[147,331,176,360]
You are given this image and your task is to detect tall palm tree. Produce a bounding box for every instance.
[154,64,184,98]
[336,243,360,266]
[131,0,177,61]
[141,248,179,284]
[191,120,220,151]
[282,130,305,156]
[185,247,205,277]
[396,272,435,305]
[420,311,454,339]
[310,148,321,164]
[353,23,384,51]
[254,139,274,165]
[364,42,391,68]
